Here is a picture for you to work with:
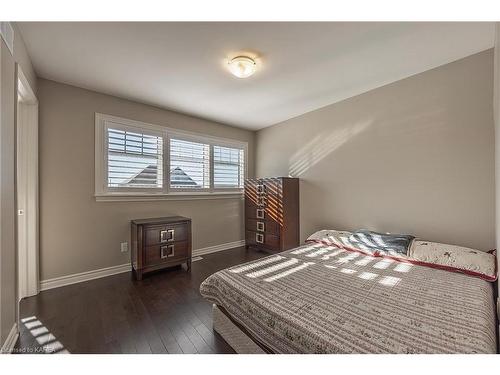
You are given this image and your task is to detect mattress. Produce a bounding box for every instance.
[200,242,497,353]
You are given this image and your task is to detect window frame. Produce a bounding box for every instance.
[95,113,248,201]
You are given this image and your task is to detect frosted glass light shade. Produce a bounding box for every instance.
[228,56,257,78]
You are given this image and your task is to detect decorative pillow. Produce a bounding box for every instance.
[348,229,415,256]
[306,229,413,257]
[408,240,497,281]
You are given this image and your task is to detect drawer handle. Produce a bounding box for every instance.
[160,229,175,242]
[161,245,175,259]
[256,233,264,244]
[256,221,265,232]
[256,209,265,219]
[256,184,266,194]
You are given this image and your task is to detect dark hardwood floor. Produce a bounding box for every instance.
[15,246,266,354]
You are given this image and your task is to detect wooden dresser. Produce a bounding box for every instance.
[131,216,192,280]
[245,177,299,253]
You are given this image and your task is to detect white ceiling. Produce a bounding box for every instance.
[18,22,495,130]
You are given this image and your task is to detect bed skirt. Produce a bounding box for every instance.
[212,304,266,354]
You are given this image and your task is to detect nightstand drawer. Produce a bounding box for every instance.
[144,241,189,266]
[145,223,188,246]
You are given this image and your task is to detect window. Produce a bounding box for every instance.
[107,127,163,189]
[213,146,244,188]
[95,113,247,200]
[169,138,210,189]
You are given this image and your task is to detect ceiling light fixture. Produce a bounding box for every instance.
[227,56,257,78]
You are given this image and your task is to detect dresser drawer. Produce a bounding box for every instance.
[144,241,189,266]
[246,230,280,250]
[245,200,260,219]
[145,223,188,246]
[245,190,269,208]
[245,200,282,221]
[246,218,280,235]
[262,179,282,197]
[246,179,282,196]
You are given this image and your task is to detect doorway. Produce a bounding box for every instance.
[16,66,39,300]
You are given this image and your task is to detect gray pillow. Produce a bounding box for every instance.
[348,229,415,255]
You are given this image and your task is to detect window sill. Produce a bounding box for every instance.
[94,191,244,202]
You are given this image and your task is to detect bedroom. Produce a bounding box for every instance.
[1,0,500,372]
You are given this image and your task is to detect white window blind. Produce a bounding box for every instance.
[107,127,163,188]
[213,146,244,188]
[169,138,210,189]
[96,113,247,198]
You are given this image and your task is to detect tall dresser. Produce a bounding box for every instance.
[245,177,299,252]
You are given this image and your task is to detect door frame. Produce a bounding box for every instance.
[16,66,39,300]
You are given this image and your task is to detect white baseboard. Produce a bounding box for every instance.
[40,240,245,291]
[1,323,18,354]
[40,263,131,291]
[192,240,245,257]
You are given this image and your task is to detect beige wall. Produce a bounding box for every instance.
[1,38,17,348]
[0,24,37,347]
[493,24,500,321]
[256,50,495,251]
[38,79,255,281]
[11,23,37,93]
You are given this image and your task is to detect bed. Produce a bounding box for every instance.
[200,231,498,354]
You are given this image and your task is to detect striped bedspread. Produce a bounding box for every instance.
[200,242,497,353]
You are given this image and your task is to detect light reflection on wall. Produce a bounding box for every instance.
[288,120,372,177]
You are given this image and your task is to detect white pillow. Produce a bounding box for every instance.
[306,229,378,255]
[408,240,497,281]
